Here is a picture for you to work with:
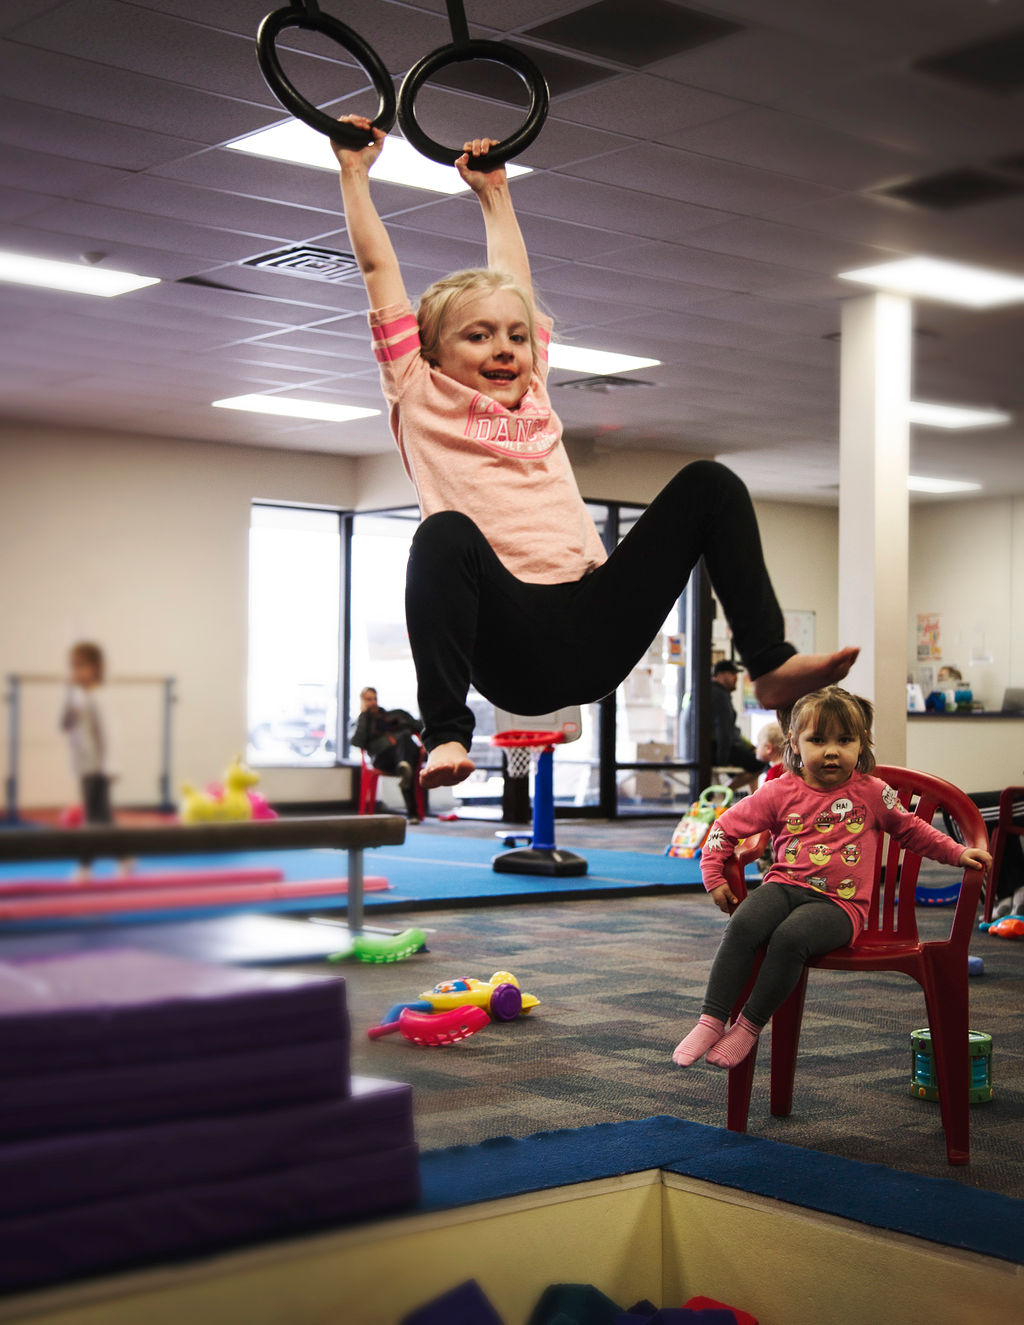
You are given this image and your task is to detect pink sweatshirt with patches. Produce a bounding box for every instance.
[369,302,606,585]
[699,771,965,936]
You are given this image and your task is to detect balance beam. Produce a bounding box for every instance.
[0,817,405,933]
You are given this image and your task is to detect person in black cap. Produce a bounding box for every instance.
[711,660,766,779]
[351,687,424,821]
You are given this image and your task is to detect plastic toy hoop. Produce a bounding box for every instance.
[492,730,564,749]
[397,39,549,168]
[493,729,562,781]
[255,1,397,147]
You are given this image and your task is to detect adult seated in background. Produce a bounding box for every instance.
[351,687,424,821]
[711,659,766,790]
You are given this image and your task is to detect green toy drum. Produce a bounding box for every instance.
[910,1028,993,1104]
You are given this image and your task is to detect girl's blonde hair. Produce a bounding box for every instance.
[781,686,876,776]
[417,268,538,367]
[757,721,785,758]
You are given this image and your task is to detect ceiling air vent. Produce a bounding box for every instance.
[554,375,656,393]
[877,168,1022,210]
[913,27,1024,94]
[522,0,741,68]
[243,245,361,283]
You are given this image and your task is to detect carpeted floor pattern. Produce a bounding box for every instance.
[343,880,1024,1199]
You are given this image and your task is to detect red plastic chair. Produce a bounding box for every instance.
[983,785,1024,922]
[722,765,988,1165]
[358,739,426,820]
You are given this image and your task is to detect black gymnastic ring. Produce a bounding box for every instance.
[256,4,397,147]
[397,39,549,168]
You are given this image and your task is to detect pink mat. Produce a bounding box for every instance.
[0,867,286,896]
[0,877,391,921]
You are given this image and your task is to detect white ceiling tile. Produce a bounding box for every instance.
[665,107,936,191]
[552,72,749,140]
[649,26,878,109]
[684,292,842,337]
[0,44,281,144]
[240,327,372,362]
[508,171,732,240]
[517,118,634,170]
[678,214,902,273]
[588,240,821,294]
[0,143,128,199]
[7,0,343,104]
[782,68,1024,160]
[389,198,625,262]
[136,280,348,328]
[772,192,1024,268]
[132,0,456,72]
[0,220,226,278]
[563,143,840,219]
[24,198,277,263]
[0,96,203,172]
[86,175,341,244]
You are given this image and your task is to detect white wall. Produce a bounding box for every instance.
[907,496,1024,709]
[752,500,839,654]
[0,424,358,810]
[0,421,867,813]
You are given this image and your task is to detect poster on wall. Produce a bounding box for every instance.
[917,613,942,661]
[782,610,815,656]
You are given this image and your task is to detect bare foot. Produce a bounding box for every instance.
[420,742,476,789]
[753,647,860,709]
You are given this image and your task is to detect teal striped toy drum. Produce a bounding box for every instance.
[910,1028,993,1104]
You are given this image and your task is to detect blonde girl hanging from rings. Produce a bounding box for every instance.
[333,118,860,791]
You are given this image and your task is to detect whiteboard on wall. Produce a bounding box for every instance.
[783,610,815,656]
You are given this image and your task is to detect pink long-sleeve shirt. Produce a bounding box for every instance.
[700,770,965,936]
[368,302,607,585]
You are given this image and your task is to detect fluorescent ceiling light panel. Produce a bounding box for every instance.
[908,400,1012,429]
[548,344,661,375]
[907,475,982,493]
[838,256,1024,308]
[212,394,380,423]
[0,251,159,297]
[228,121,529,194]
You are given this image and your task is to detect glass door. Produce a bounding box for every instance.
[612,505,705,816]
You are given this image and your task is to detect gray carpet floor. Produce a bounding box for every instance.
[338,819,1023,1198]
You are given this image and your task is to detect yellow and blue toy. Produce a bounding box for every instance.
[368,971,539,1043]
[420,971,540,1019]
[666,786,733,859]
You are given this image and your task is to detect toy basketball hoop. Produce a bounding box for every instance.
[490,728,585,878]
[493,729,563,780]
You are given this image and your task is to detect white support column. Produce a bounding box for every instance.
[837,293,912,766]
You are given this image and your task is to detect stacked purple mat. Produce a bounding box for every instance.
[0,950,419,1293]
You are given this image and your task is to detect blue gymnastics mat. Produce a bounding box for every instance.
[419,1116,1024,1267]
[0,832,733,930]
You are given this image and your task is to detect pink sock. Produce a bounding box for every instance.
[705,1014,762,1069]
[672,1015,725,1066]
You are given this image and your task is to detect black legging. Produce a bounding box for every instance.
[701,880,854,1026]
[405,460,795,751]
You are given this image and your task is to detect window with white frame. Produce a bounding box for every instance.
[247,503,340,766]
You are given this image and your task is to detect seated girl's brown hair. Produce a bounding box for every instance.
[781,685,876,776]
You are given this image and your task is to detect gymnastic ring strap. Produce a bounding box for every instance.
[255,2,397,147]
[397,39,549,168]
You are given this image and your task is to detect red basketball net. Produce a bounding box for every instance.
[492,730,564,779]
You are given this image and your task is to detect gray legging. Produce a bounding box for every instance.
[702,881,855,1027]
